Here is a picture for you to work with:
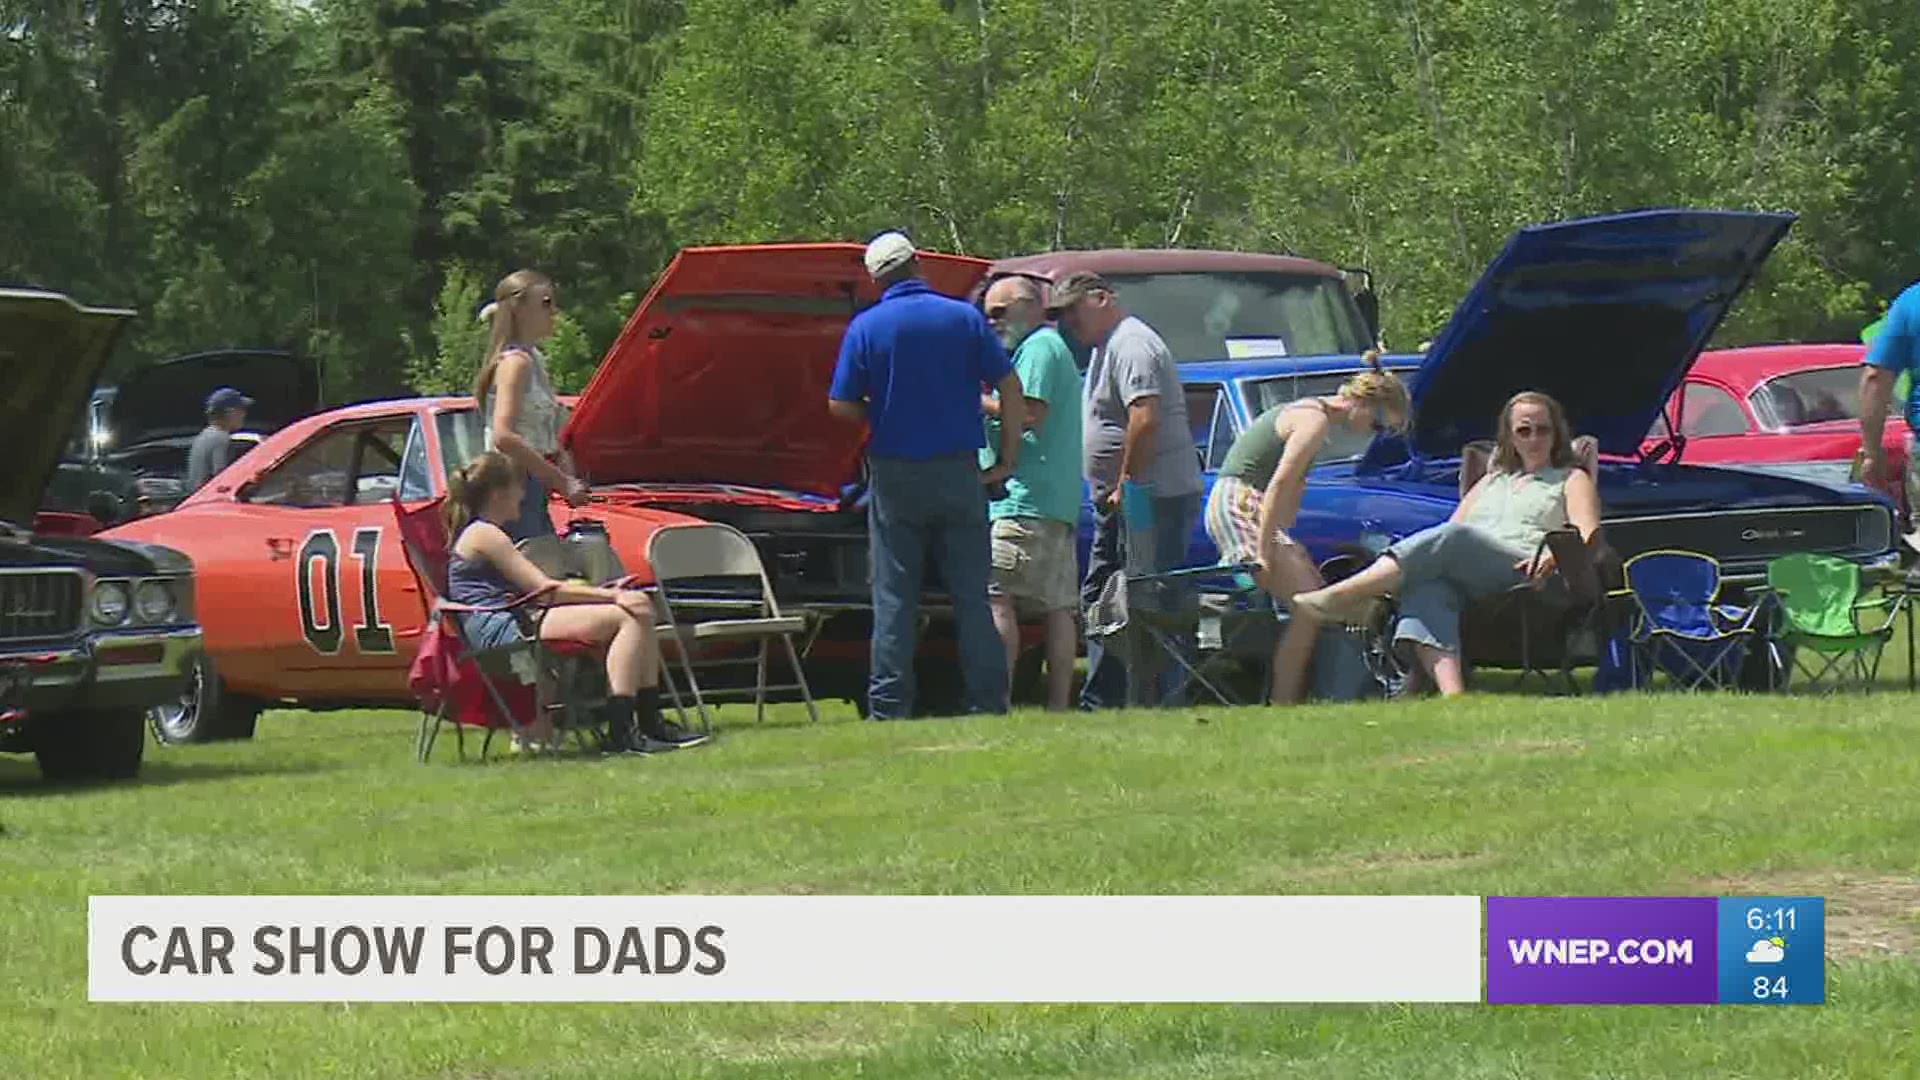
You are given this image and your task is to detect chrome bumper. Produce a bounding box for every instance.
[8,626,202,711]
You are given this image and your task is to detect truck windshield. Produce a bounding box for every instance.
[1106,271,1372,362]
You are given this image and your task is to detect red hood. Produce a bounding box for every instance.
[564,243,992,499]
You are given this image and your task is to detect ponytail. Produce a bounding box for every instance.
[444,450,521,535]
[1336,349,1412,431]
[472,268,553,401]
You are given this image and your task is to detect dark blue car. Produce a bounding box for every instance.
[1083,210,1898,584]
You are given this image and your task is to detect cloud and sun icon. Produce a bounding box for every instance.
[1745,936,1787,964]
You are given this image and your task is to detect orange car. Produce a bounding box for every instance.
[105,243,996,742]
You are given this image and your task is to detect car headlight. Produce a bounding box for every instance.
[91,581,130,625]
[134,579,175,623]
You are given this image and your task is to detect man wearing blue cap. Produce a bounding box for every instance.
[185,386,254,494]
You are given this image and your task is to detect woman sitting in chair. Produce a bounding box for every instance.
[1291,391,1601,697]
[446,451,705,753]
[1204,349,1411,703]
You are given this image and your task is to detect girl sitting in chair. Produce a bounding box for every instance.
[446,451,706,753]
[1291,391,1601,697]
[1204,349,1411,703]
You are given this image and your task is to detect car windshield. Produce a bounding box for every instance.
[1749,366,1860,430]
[1242,372,1396,462]
[1106,271,1372,362]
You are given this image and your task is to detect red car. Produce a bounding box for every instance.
[1647,343,1908,518]
[103,243,998,742]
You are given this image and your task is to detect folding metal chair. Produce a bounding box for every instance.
[1621,549,1771,691]
[390,494,604,762]
[646,523,819,730]
[1764,553,1907,691]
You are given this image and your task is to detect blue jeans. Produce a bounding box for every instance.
[1080,490,1202,709]
[866,453,1008,719]
[1387,522,1529,655]
[505,472,557,542]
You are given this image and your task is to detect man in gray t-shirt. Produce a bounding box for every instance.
[1048,272,1202,709]
[185,386,254,495]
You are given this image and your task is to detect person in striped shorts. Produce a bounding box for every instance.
[1203,351,1410,703]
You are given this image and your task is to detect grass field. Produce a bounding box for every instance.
[4,681,1920,1078]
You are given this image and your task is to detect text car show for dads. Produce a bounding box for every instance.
[118,921,728,978]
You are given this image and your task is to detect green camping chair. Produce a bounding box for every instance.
[1764,553,1906,691]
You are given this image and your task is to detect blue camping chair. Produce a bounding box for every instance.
[1620,550,1772,691]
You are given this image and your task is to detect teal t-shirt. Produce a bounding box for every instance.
[981,327,1084,524]
[1865,284,1920,426]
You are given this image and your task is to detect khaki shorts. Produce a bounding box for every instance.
[988,517,1079,612]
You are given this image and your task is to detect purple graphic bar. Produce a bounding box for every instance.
[1487,897,1719,1004]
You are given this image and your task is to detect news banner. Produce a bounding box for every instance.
[88,895,1824,1005]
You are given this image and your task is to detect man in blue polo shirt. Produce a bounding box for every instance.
[1860,280,1920,520]
[829,232,1026,719]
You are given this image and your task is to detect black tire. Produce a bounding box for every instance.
[35,709,146,781]
[148,654,261,744]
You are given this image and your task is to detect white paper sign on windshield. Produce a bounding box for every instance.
[1225,337,1288,358]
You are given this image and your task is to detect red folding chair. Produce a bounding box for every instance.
[391,494,604,762]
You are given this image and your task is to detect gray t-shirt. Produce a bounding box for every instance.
[184,424,233,493]
[1081,315,1202,496]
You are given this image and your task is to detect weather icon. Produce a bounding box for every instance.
[1746,937,1787,964]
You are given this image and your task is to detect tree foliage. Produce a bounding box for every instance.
[5,0,1920,399]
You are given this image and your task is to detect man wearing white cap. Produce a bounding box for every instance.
[829,231,1027,719]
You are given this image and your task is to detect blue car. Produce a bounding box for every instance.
[1082,209,1898,585]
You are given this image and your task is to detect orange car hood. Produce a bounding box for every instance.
[563,244,991,500]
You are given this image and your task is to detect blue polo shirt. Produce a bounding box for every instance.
[830,279,1013,460]
[1867,282,1920,427]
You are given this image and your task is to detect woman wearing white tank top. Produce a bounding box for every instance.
[472,270,590,540]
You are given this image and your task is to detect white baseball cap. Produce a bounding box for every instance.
[863,231,917,278]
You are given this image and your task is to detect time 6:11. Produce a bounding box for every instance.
[1745,907,1797,931]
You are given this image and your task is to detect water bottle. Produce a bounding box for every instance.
[563,518,620,584]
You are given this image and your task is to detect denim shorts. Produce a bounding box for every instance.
[462,610,527,651]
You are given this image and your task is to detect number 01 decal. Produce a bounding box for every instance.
[296,527,396,655]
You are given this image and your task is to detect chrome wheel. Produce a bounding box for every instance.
[148,655,208,744]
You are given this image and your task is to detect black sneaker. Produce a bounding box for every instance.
[607,732,677,755]
[645,716,711,748]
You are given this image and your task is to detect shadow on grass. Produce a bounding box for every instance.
[0,756,332,797]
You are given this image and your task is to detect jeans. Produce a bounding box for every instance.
[1386,522,1530,655]
[505,472,557,542]
[1080,489,1202,709]
[866,453,1008,719]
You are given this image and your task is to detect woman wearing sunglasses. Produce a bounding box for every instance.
[1204,349,1411,703]
[1291,390,1600,697]
[472,269,591,541]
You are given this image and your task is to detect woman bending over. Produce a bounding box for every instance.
[446,451,706,753]
[1205,350,1411,703]
[1291,391,1600,697]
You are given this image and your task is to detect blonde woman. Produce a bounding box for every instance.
[1292,391,1601,697]
[473,270,588,541]
[1204,350,1411,703]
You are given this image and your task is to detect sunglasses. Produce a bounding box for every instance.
[1513,423,1553,438]
[985,304,1010,319]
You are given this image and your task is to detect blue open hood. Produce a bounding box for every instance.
[1406,209,1796,458]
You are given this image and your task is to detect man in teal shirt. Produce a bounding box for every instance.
[1860,282,1920,524]
[980,276,1084,710]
